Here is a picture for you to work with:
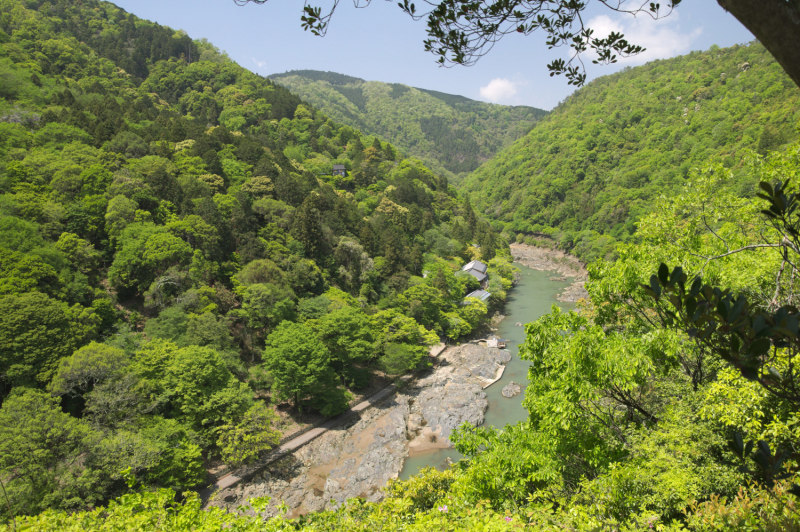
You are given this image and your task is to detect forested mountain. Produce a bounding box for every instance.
[0,0,514,518]
[462,42,800,262]
[268,70,548,181]
[5,0,800,528]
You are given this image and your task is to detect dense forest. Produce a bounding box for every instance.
[13,123,800,532]
[462,42,800,263]
[3,0,800,530]
[11,125,800,531]
[0,0,517,520]
[268,70,548,181]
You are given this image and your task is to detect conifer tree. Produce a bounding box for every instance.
[384,143,396,161]
[463,196,477,238]
[291,194,325,261]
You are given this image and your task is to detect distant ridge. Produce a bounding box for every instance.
[413,87,475,106]
[268,70,548,179]
[269,70,365,86]
[268,71,481,104]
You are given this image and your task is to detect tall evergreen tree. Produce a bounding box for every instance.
[384,143,396,161]
[463,195,477,238]
[291,194,325,261]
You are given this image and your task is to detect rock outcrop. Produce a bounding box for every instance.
[501,381,522,398]
[208,343,508,518]
[212,396,410,518]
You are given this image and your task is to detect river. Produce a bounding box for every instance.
[399,263,576,479]
[208,261,579,515]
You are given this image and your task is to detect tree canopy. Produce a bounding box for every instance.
[268,71,547,180]
[239,0,800,90]
[463,41,799,263]
[0,0,513,520]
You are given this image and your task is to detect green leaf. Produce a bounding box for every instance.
[649,275,661,299]
[657,263,669,285]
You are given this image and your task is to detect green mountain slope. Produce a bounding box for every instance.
[462,42,800,261]
[0,0,512,516]
[268,70,548,181]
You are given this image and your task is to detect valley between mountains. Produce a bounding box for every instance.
[2,0,800,530]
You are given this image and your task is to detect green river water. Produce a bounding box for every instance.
[399,264,575,479]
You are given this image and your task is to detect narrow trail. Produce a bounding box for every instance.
[202,380,407,502]
[201,344,447,503]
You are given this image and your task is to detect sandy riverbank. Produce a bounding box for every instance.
[510,243,589,302]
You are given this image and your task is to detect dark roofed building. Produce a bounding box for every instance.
[462,260,490,287]
[462,259,489,287]
[332,164,347,177]
[465,289,491,302]
[465,269,488,284]
[462,260,488,274]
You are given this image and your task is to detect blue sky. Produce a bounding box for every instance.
[112,0,754,110]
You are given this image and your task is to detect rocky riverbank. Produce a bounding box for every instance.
[207,343,509,518]
[510,243,589,302]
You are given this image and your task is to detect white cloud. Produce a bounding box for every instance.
[479,78,518,103]
[252,57,267,69]
[586,12,702,65]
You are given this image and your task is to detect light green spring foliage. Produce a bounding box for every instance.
[261,321,348,416]
[0,388,100,517]
[0,0,514,519]
[0,291,94,386]
[48,341,128,396]
[132,340,253,443]
[6,469,795,531]
[701,367,800,467]
[216,403,281,467]
[464,42,800,263]
[3,0,798,528]
[436,144,800,529]
[586,152,797,333]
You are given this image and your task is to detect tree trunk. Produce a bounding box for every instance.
[717,0,800,88]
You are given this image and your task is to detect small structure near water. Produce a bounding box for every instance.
[465,289,491,303]
[462,259,489,287]
[487,337,507,349]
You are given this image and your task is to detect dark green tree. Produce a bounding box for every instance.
[0,293,88,389]
[463,195,477,237]
[261,321,348,415]
[384,143,396,161]
[291,194,325,261]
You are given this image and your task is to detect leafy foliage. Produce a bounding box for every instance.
[0,0,511,520]
[463,42,800,263]
[9,0,799,529]
[262,321,347,415]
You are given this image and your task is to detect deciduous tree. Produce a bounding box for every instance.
[261,321,348,415]
[0,292,87,388]
[239,0,800,90]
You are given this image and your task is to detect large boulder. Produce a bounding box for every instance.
[502,381,522,398]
